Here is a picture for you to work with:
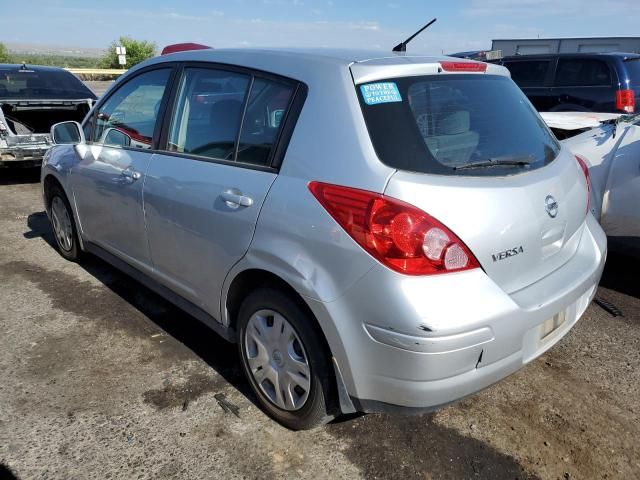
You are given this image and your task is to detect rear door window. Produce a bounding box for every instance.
[555,59,612,86]
[357,75,559,176]
[167,68,250,160]
[167,68,295,166]
[503,61,550,87]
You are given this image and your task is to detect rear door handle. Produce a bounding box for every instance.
[221,189,253,208]
[121,167,141,181]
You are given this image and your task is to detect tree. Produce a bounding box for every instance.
[0,42,10,63]
[102,37,156,69]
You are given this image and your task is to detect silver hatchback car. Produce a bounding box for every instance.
[42,48,607,430]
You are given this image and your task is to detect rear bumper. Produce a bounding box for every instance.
[0,147,46,167]
[306,213,607,411]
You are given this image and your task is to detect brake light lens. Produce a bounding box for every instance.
[575,155,591,215]
[308,182,480,275]
[440,61,487,73]
[615,89,635,113]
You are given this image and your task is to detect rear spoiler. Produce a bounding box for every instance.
[161,43,211,55]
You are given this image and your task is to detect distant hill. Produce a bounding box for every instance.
[5,42,104,57]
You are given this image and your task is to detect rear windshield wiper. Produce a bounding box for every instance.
[454,155,534,170]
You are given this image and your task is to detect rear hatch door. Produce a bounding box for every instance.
[385,150,587,294]
[354,62,589,294]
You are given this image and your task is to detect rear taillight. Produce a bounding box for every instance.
[616,89,635,113]
[575,155,591,215]
[440,61,487,73]
[308,182,480,275]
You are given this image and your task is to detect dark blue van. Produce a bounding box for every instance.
[494,53,640,113]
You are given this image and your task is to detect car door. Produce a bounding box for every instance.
[551,58,615,111]
[72,67,173,272]
[503,58,554,111]
[144,65,297,319]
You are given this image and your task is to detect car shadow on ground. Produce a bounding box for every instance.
[0,168,40,186]
[24,211,254,407]
[0,464,20,480]
[23,212,539,479]
[599,251,640,299]
[327,411,539,479]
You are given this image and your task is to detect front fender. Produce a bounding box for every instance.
[41,144,87,249]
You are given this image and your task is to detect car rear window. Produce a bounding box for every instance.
[0,68,95,100]
[357,74,559,176]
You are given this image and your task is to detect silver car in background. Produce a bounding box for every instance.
[544,112,640,256]
[41,49,606,430]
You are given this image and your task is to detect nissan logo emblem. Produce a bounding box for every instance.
[545,195,558,218]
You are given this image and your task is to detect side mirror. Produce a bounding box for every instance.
[51,121,85,145]
[103,128,132,147]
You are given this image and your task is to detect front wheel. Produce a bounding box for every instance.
[48,184,81,261]
[237,287,335,430]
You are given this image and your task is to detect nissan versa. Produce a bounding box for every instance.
[41,48,607,430]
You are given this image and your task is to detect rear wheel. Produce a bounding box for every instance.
[237,287,335,430]
[48,184,81,261]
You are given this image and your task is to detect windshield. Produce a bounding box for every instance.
[0,68,96,100]
[357,74,560,176]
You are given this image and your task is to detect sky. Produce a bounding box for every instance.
[2,0,640,55]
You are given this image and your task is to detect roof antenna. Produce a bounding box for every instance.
[392,18,437,53]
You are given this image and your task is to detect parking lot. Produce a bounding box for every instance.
[0,168,638,479]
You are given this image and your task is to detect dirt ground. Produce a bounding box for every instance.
[0,169,639,480]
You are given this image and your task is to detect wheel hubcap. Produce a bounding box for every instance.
[51,196,73,252]
[244,309,311,411]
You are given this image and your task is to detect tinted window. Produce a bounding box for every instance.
[358,75,559,176]
[555,59,612,86]
[237,78,294,165]
[504,61,550,87]
[93,68,171,149]
[168,68,250,160]
[623,59,640,85]
[0,67,95,100]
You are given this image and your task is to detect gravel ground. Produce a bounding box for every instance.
[0,170,639,480]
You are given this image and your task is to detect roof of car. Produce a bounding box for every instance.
[153,47,453,66]
[0,63,72,72]
[134,47,509,86]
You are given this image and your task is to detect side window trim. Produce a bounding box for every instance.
[270,82,307,169]
[85,64,177,151]
[232,75,255,162]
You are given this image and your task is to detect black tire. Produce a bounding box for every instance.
[237,287,336,430]
[47,183,81,261]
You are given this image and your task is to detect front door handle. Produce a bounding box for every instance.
[121,167,141,182]
[221,189,253,208]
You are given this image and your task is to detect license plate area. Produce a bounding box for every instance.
[539,311,566,342]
